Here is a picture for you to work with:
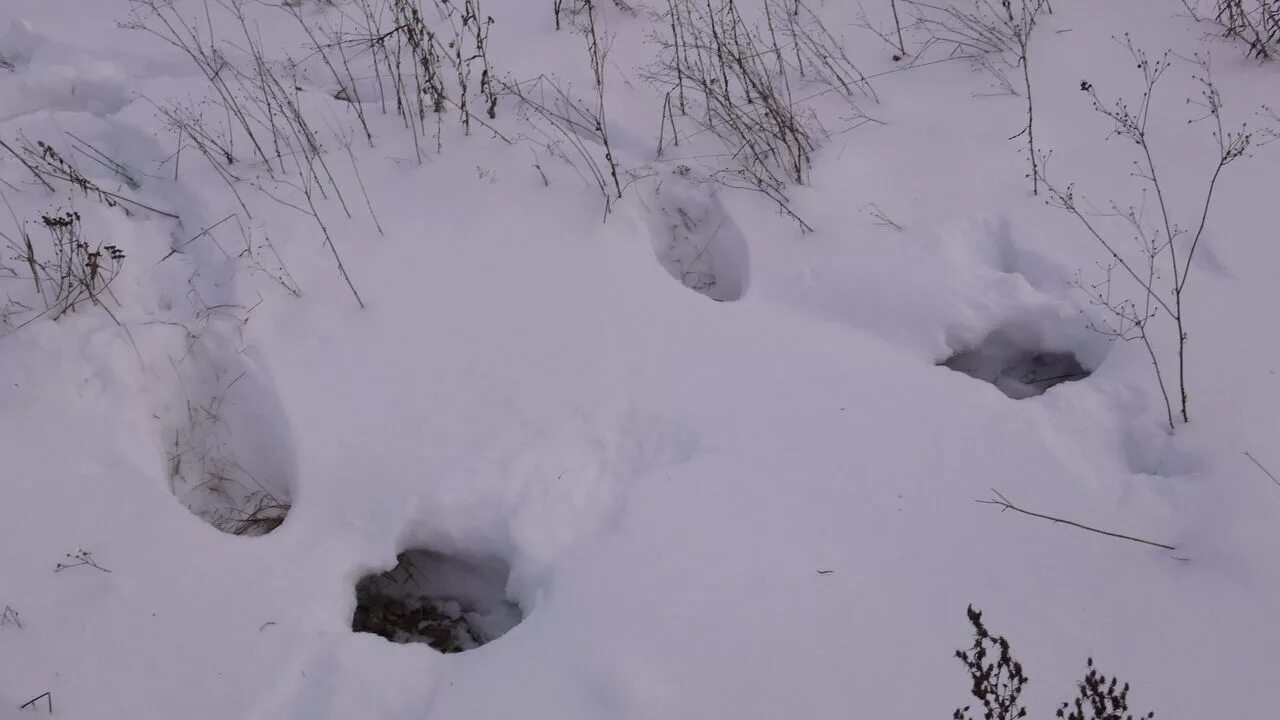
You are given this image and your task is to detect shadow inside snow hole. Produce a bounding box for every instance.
[646,173,750,303]
[352,549,523,653]
[941,331,1092,399]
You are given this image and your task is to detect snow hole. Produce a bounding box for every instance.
[163,338,295,537]
[352,549,523,653]
[647,172,749,302]
[941,329,1092,399]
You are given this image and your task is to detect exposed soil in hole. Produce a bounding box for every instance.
[352,549,523,653]
[942,331,1091,399]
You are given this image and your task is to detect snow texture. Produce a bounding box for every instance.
[1,0,1279,719]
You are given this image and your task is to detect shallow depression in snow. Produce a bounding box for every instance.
[160,336,296,537]
[352,549,523,653]
[645,171,750,302]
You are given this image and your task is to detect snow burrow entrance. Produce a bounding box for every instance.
[352,549,523,652]
[941,329,1092,399]
[646,172,749,302]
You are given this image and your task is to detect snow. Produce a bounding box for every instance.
[1,0,1279,718]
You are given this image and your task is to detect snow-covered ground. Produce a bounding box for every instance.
[1,0,1278,718]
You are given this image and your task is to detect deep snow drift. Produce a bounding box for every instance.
[1,1,1279,718]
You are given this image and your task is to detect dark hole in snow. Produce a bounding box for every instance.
[941,332,1092,399]
[352,549,523,653]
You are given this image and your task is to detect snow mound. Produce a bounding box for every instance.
[0,20,132,122]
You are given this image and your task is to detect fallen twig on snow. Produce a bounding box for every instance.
[19,691,52,713]
[55,549,112,573]
[0,605,20,628]
[977,488,1176,551]
[1244,451,1280,488]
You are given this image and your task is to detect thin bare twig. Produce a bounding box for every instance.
[55,549,112,573]
[19,692,52,713]
[157,214,237,264]
[1244,451,1280,488]
[977,489,1176,551]
[0,138,56,192]
[0,605,20,628]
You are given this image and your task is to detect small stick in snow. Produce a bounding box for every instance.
[859,202,903,232]
[1244,451,1280,488]
[344,143,383,237]
[1,605,20,628]
[55,549,112,573]
[156,213,237,264]
[0,138,55,192]
[19,691,52,713]
[977,489,1176,552]
[66,131,141,190]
